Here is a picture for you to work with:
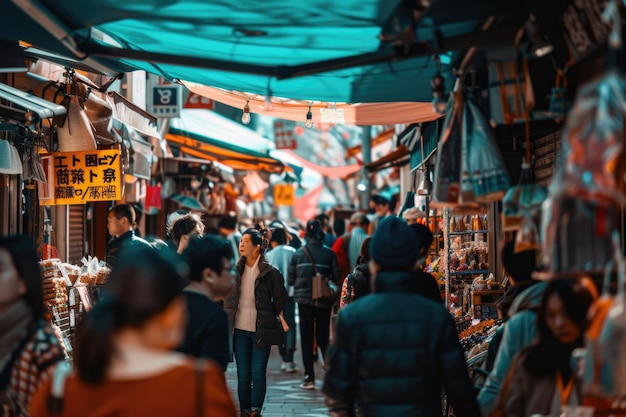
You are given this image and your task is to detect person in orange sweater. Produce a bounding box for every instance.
[30,246,237,417]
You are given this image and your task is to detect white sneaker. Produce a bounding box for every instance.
[283,362,299,373]
[300,379,315,390]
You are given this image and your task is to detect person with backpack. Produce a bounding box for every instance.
[339,237,371,308]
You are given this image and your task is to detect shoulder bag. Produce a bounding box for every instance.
[303,247,339,304]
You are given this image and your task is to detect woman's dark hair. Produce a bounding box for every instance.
[501,239,538,284]
[0,235,44,319]
[358,237,372,264]
[523,277,597,379]
[74,246,189,385]
[183,235,233,282]
[270,227,287,246]
[306,219,325,241]
[242,226,269,255]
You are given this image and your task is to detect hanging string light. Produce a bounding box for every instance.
[264,95,273,111]
[305,103,314,128]
[241,98,251,124]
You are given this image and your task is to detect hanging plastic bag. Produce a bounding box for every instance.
[580,232,626,409]
[548,70,571,121]
[56,94,97,152]
[461,97,510,202]
[432,90,464,207]
[540,193,617,275]
[503,162,548,231]
[560,70,626,202]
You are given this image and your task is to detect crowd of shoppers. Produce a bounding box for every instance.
[0,203,607,417]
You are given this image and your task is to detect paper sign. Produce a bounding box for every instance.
[40,149,122,205]
[274,184,294,206]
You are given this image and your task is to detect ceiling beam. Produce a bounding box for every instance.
[78,23,521,81]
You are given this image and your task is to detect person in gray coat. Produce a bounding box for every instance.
[288,219,341,390]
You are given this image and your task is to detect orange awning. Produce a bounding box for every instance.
[181,81,441,126]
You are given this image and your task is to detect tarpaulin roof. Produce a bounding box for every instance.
[4,0,528,104]
[167,109,286,173]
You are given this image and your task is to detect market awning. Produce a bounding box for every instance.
[0,82,66,126]
[346,128,396,159]
[167,110,285,173]
[271,149,360,179]
[3,0,531,104]
[181,81,442,126]
[366,145,410,172]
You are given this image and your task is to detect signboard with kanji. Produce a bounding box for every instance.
[273,121,297,150]
[39,150,122,205]
[274,183,294,206]
[148,84,182,117]
[184,92,213,109]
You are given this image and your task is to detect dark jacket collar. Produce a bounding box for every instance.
[237,255,272,277]
[114,230,134,241]
[374,270,421,293]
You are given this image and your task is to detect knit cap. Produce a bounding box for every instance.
[369,217,420,269]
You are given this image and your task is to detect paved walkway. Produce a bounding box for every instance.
[225,344,331,416]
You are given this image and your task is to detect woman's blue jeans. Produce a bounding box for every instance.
[233,329,272,412]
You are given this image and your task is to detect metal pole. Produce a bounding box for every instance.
[358,126,372,211]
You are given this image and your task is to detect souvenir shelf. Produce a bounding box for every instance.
[440,208,493,316]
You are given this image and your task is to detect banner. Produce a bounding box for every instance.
[39,149,123,205]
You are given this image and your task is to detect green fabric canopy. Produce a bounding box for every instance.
[3,0,527,103]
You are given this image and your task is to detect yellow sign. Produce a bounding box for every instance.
[39,150,122,205]
[274,183,294,206]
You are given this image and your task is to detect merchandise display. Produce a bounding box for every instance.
[38,256,110,357]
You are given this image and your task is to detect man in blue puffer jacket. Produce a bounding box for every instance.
[322,217,480,417]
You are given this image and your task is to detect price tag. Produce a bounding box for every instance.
[69,309,75,327]
[69,289,76,306]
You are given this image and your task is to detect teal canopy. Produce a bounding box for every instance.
[3,0,527,103]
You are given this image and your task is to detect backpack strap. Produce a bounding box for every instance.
[302,247,320,275]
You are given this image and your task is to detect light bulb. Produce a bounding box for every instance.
[431,96,448,114]
[305,108,313,128]
[242,102,251,124]
[356,180,367,192]
[264,96,273,111]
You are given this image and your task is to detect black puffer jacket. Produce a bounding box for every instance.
[288,240,341,308]
[224,255,287,348]
[322,270,481,417]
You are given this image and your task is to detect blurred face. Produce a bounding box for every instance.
[0,248,27,311]
[107,212,128,238]
[209,258,236,297]
[239,234,260,260]
[545,293,582,344]
[146,295,187,350]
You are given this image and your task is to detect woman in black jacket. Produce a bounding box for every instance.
[288,220,341,390]
[224,227,287,417]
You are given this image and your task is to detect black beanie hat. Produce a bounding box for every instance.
[370,217,420,269]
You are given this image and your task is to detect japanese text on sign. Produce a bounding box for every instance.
[274,184,295,206]
[41,149,122,205]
